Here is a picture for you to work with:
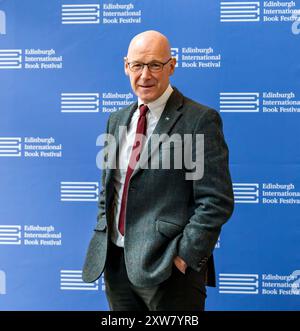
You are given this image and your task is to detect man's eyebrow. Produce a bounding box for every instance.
[130,59,165,63]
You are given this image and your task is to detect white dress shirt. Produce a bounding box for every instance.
[111,84,174,247]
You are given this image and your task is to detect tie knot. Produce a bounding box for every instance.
[139,104,149,117]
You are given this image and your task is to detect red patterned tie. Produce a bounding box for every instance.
[118,104,149,236]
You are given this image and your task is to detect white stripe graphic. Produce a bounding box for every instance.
[233,183,259,203]
[61,93,99,113]
[0,137,22,157]
[220,92,259,112]
[62,4,100,24]
[60,270,98,290]
[221,2,260,22]
[0,225,22,245]
[60,182,99,201]
[219,273,259,294]
[0,49,22,69]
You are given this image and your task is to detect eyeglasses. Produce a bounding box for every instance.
[126,58,173,73]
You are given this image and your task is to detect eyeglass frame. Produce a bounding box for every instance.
[124,57,173,73]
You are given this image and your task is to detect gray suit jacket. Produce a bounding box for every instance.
[82,87,234,287]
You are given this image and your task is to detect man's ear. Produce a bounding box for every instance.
[169,58,176,76]
[124,57,129,76]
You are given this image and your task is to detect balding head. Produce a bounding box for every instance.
[127,30,172,61]
[124,30,176,104]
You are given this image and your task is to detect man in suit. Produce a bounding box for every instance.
[83,30,234,311]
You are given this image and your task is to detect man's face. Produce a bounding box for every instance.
[124,43,176,104]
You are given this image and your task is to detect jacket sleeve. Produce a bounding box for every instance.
[96,116,111,222]
[178,108,234,272]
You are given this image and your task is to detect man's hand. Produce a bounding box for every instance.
[173,256,187,274]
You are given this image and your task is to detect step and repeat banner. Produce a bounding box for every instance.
[0,0,300,310]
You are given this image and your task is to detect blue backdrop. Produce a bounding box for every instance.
[1,0,300,310]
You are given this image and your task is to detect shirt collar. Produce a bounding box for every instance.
[138,84,173,119]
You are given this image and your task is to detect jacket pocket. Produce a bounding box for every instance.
[156,219,183,239]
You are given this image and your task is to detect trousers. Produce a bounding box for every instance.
[103,240,207,311]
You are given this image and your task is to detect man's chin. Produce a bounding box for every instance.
[137,93,155,103]
[136,89,158,103]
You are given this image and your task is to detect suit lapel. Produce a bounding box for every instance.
[105,101,137,187]
[106,88,184,184]
[113,101,137,156]
[132,88,184,178]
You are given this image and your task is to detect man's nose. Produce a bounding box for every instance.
[140,64,152,79]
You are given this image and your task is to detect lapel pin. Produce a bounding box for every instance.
[165,117,170,121]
